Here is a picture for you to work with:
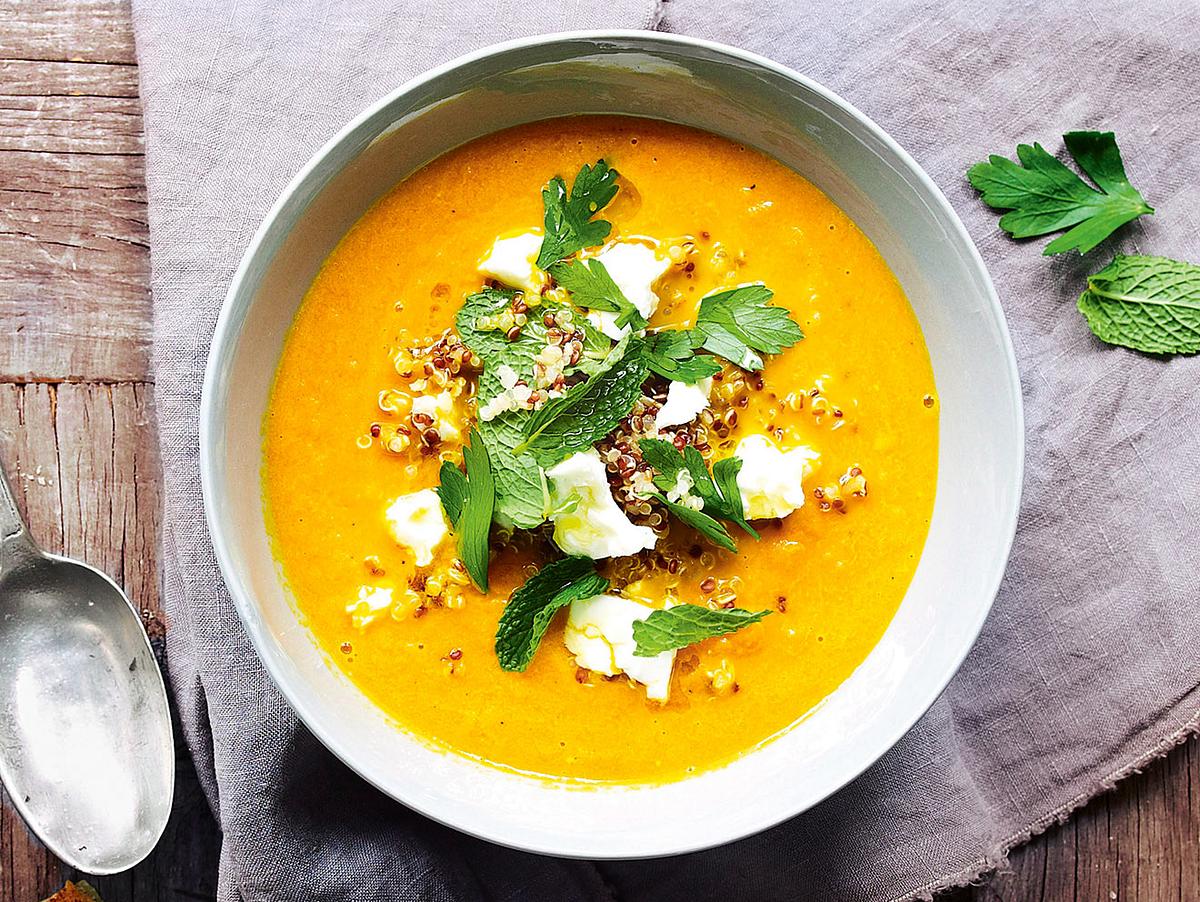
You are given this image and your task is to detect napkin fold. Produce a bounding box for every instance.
[132,1,1200,899]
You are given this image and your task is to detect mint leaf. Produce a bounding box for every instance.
[517,336,648,467]
[455,289,569,528]
[968,131,1154,256]
[456,431,495,591]
[537,160,620,268]
[1077,254,1200,355]
[644,330,722,383]
[495,557,609,671]
[632,604,770,656]
[693,284,804,371]
[547,258,646,330]
[650,492,737,552]
[436,460,468,525]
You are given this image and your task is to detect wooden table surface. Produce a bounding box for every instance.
[2,2,1197,900]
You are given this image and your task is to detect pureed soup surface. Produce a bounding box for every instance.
[264,116,938,783]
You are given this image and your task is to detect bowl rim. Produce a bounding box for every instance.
[200,28,1025,858]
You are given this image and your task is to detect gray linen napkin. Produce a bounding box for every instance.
[132,1,1200,899]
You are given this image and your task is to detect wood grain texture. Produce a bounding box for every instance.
[1,1,1197,901]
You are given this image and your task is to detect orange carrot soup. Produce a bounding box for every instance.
[263,116,938,783]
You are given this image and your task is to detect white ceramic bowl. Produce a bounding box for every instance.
[201,31,1023,859]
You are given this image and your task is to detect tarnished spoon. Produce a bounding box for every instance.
[0,461,173,873]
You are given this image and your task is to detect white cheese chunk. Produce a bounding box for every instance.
[546,451,657,559]
[585,241,671,339]
[477,231,546,295]
[411,391,461,443]
[734,434,820,520]
[385,488,450,567]
[345,586,393,630]
[565,594,676,701]
[654,377,713,430]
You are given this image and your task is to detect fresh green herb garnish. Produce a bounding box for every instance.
[537,160,620,269]
[968,131,1154,256]
[456,287,602,528]
[1077,255,1200,355]
[692,284,805,372]
[495,557,610,671]
[631,603,771,656]
[436,431,494,591]
[435,460,468,525]
[650,493,737,552]
[643,330,722,383]
[517,336,649,467]
[548,258,647,331]
[639,439,757,539]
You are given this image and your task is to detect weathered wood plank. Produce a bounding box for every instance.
[0,94,143,154]
[0,58,141,97]
[0,383,218,902]
[0,0,137,65]
[0,148,150,381]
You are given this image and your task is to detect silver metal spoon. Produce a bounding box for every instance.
[0,461,173,874]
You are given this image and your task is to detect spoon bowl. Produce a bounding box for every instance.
[0,469,173,874]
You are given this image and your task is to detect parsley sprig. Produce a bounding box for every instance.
[639,438,757,550]
[536,160,620,268]
[547,258,647,331]
[632,604,771,656]
[968,131,1153,256]
[643,284,804,379]
[969,130,1200,356]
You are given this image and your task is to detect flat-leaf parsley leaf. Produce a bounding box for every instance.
[693,284,804,371]
[547,258,647,330]
[968,131,1153,256]
[536,160,620,269]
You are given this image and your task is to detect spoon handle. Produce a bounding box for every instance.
[0,461,33,548]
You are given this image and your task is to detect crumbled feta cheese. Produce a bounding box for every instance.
[477,231,546,295]
[385,488,449,567]
[655,377,713,430]
[584,241,670,340]
[546,451,657,559]
[733,434,819,520]
[411,391,461,443]
[345,586,393,630]
[564,594,676,701]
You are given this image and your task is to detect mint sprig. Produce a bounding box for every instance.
[968,131,1153,256]
[517,336,648,467]
[495,557,609,671]
[632,603,771,656]
[1077,255,1200,355]
[437,430,494,591]
[537,160,620,268]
